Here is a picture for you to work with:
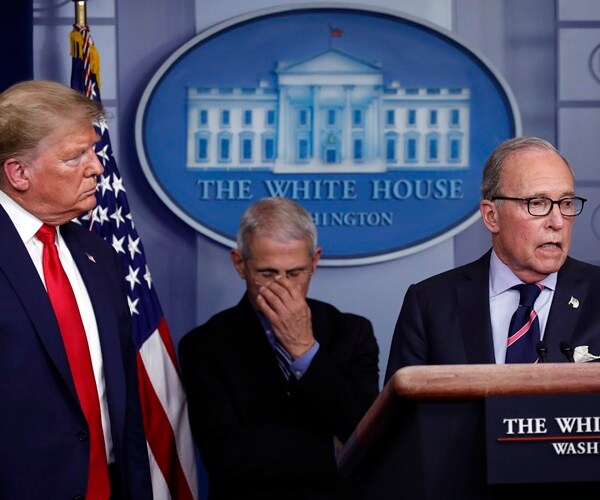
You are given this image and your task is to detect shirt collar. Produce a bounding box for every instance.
[0,189,44,244]
[489,249,557,297]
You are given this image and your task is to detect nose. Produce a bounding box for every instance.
[86,148,104,176]
[547,203,565,228]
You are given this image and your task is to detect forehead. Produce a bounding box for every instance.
[501,149,574,194]
[33,120,95,152]
[247,235,312,266]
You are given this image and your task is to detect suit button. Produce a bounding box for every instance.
[77,430,88,441]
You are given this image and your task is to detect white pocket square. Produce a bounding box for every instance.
[573,345,600,363]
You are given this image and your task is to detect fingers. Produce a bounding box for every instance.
[255,277,315,358]
[256,276,298,310]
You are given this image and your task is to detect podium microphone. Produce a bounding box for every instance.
[559,341,575,362]
[536,341,549,363]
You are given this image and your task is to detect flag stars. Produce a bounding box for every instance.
[144,265,153,289]
[96,119,108,136]
[127,295,140,316]
[125,265,141,291]
[126,212,135,230]
[98,174,113,196]
[112,175,126,198]
[112,234,125,254]
[97,205,110,225]
[96,144,110,166]
[88,206,99,226]
[127,234,142,260]
[88,81,98,101]
[110,205,126,229]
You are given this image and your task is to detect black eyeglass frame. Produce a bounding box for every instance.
[490,196,587,217]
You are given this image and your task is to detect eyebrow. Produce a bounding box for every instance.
[254,264,309,273]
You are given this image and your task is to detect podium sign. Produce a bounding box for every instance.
[340,364,600,499]
[486,394,600,484]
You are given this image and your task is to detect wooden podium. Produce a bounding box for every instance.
[338,364,600,499]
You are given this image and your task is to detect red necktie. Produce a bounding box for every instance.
[36,224,110,499]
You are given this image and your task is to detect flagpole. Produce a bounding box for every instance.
[74,0,87,26]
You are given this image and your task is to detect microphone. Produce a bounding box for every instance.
[559,341,575,362]
[536,341,549,363]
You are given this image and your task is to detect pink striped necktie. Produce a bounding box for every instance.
[505,283,544,363]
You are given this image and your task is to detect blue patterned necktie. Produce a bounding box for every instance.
[273,338,293,380]
[505,283,544,363]
[260,313,294,379]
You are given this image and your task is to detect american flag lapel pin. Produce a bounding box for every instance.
[568,296,579,309]
[86,252,97,264]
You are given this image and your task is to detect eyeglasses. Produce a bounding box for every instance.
[251,269,313,287]
[491,196,587,217]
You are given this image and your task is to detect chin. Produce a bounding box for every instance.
[81,198,98,212]
[537,261,565,276]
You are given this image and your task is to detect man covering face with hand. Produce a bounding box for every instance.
[179,196,379,500]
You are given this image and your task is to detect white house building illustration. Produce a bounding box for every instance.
[186,49,470,173]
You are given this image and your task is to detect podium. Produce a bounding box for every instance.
[338,364,600,499]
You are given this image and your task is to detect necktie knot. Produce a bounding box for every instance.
[513,283,543,308]
[36,223,56,245]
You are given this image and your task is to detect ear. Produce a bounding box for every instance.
[480,200,500,234]
[230,248,246,279]
[311,247,322,271]
[3,158,30,192]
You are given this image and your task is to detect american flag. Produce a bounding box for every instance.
[70,23,199,499]
[329,25,343,38]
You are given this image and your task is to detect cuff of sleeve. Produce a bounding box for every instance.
[290,341,320,379]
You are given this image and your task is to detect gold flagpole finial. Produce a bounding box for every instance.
[74,0,87,26]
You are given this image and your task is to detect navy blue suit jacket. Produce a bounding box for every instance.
[386,250,600,381]
[0,206,152,499]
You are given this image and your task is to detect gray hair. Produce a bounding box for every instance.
[237,197,317,261]
[481,136,573,200]
[0,80,104,169]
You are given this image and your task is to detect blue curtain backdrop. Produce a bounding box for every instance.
[0,0,33,92]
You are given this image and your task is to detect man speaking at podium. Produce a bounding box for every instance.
[386,136,600,380]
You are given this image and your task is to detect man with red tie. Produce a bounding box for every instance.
[0,80,152,499]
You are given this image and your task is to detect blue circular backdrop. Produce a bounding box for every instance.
[136,6,520,265]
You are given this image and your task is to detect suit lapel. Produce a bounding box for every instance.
[61,223,128,435]
[544,257,588,361]
[234,295,288,390]
[457,252,496,363]
[0,207,77,398]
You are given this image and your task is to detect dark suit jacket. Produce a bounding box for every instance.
[0,206,152,499]
[385,250,600,382]
[179,294,379,500]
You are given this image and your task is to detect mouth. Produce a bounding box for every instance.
[538,242,562,252]
[83,185,98,197]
